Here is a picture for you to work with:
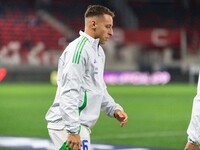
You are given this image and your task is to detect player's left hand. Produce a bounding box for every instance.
[114,109,128,127]
[184,142,198,150]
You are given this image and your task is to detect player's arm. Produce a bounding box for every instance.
[59,48,87,133]
[101,89,128,127]
[59,49,87,149]
[100,46,128,127]
[59,62,84,133]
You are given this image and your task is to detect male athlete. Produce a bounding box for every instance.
[185,72,200,150]
[45,5,128,150]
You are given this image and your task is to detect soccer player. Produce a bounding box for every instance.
[185,72,200,150]
[45,5,128,150]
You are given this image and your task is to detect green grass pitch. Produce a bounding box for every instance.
[0,82,197,149]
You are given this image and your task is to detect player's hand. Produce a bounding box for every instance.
[114,109,128,127]
[66,134,82,150]
[184,142,198,150]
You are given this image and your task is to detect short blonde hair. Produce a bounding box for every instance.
[84,5,115,18]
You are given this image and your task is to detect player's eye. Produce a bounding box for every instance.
[105,25,112,29]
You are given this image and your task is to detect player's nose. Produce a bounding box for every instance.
[108,28,113,37]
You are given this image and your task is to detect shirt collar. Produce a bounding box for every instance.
[79,30,100,47]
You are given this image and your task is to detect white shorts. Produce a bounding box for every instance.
[48,125,91,150]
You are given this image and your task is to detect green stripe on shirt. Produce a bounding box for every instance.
[78,90,87,115]
[72,37,88,64]
[72,36,84,63]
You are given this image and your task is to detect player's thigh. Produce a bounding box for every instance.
[80,125,91,150]
[48,128,67,149]
[48,126,91,150]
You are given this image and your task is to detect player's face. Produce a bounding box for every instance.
[95,14,113,44]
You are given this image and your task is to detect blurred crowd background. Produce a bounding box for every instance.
[0,0,200,83]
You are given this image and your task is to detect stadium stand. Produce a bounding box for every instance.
[0,0,200,82]
[0,0,65,66]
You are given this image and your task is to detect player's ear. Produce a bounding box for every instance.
[91,21,96,30]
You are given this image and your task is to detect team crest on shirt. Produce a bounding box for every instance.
[93,59,98,75]
[94,67,98,75]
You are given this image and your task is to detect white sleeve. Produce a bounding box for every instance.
[100,47,123,117]
[101,88,123,117]
[59,50,86,133]
[187,72,200,144]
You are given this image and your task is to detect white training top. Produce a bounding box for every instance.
[187,72,200,144]
[45,31,123,133]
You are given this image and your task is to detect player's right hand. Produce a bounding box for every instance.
[66,134,82,150]
[184,142,198,150]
